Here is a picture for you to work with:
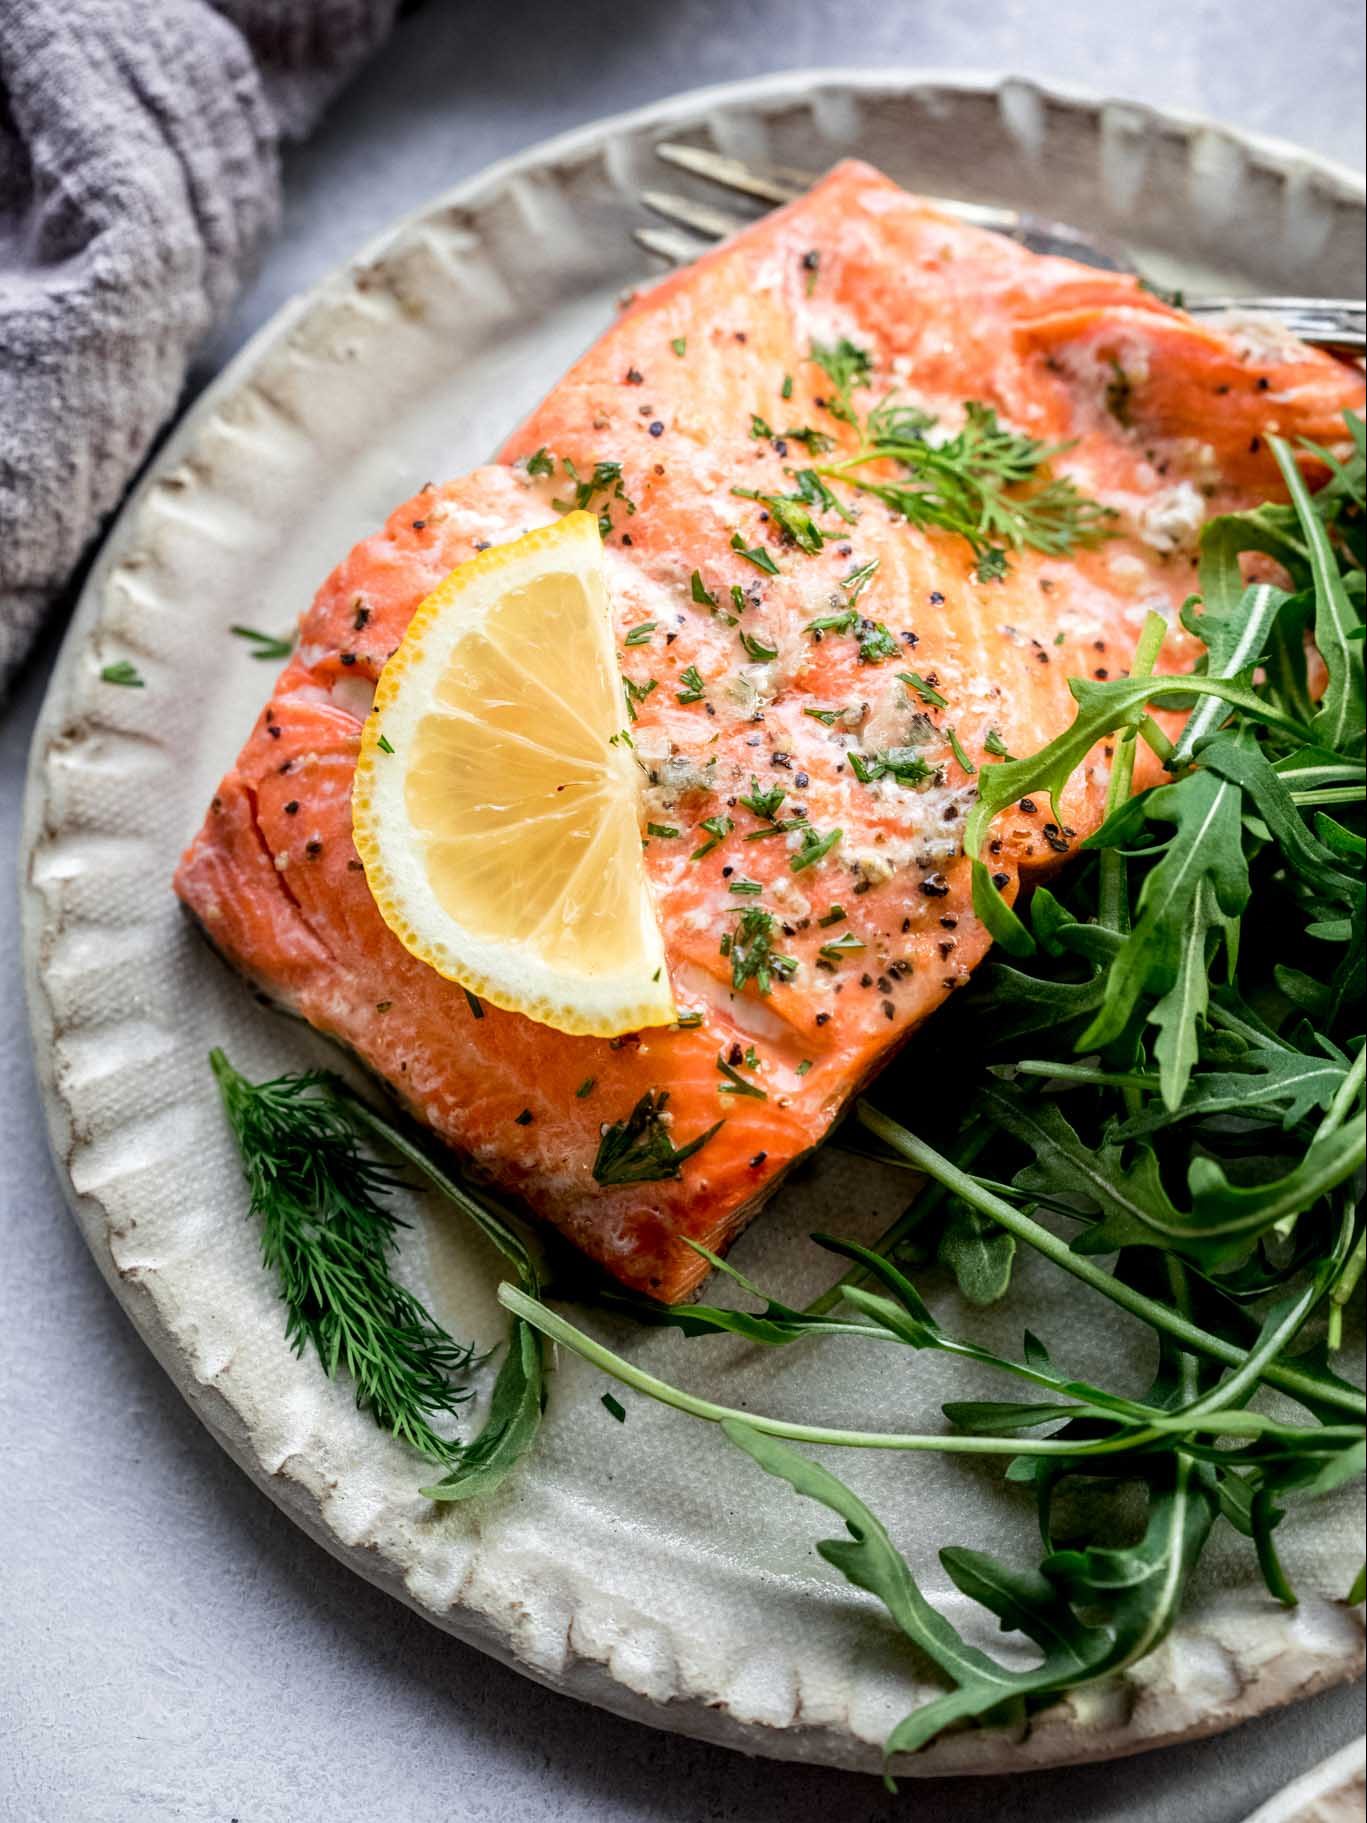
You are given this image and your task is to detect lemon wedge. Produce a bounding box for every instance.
[352,512,675,1036]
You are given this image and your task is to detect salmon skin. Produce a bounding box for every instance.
[176,160,1364,1301]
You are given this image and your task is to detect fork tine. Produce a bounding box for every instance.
[641,189,751,241]
[633,224,713,267]
[654,142,812,205]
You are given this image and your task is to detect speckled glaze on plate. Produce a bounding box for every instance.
[21,71,1366,1775]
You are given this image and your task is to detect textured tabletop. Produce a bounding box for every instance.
[3,3,1364,1819]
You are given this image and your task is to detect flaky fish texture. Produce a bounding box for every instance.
[176,161,1365,1299]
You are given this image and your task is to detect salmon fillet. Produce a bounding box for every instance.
[176,161,1364,1300]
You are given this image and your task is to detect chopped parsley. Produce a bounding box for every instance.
[781,374,794,400]
[899,670,948,709]
[984,726,1015,759]
[624,621,656,646]
[647,822,680,839]
[818,904,846,927]
[730,530,781,575]
[791,826,842,872]
[690,570,718,608]
[690,814,734,860]
[946,726,976,775]
[721,907,797,995]
[100,660,144,687]
[732,485,824,554]
[525,446,555,477]
[809,337,873,421]
[740,778,786,821]
[848,747,934,788]
[592,1091,723,1186]
[818,930,865,962]
[716,1054,767,1099]
[843,557,879,604]
[806,606,858,636]
[857,620,899,664]
[231,625,294,661]
[376,733,395,755]
[803,706,844,726]
[676,664,706,704]
[552,455,637,537]
[670,336,687,357]
[622,675,657,720]
[739,627,778,663]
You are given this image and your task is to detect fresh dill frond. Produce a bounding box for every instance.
[210,1050,476,1462]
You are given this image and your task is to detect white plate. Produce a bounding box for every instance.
[21,71,1366,1776]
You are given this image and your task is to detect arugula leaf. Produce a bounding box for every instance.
[1272,434,1365,757]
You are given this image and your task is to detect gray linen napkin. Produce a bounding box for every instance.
[0,0,400,693]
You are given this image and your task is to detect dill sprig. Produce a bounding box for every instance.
[211,1050,478,1462]
[804,340,1113,575]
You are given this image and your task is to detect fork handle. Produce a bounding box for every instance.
[1181,296,1365,356]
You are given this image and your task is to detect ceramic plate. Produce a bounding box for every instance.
[22,71,1366,1776]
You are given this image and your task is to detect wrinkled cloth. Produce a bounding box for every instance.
[0,0,400,691]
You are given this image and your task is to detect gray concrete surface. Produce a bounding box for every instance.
[3,3,1364,1818]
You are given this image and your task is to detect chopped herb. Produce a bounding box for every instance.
[601,1392,627,1422]
[946,727,976,775]
[791,827,842,872]
[819,930,865,962]
[744,819,808,839]
[575,1078,596,1099]
[553,455,637,534]
[716,1054,768,1098]
[781,373,794,400]
[795,1058,813,1076]
[622,675,657,720]
[591,1090,722,1185]
[732,485,825,554]
[376,734,395,755]
[728,876,765,895]
[1104,357,1134,426]
[739,627,779,662]
[676,665,706,704]
[624,621,656,647]
[690,571,719,609]
[231,625,295,661]
[647,822,681,840]
[809,336,873,422]
[670,336,687,357]
[848,747,933,788]
[740,778,786,821]
[806,607,858,636]
[857,620,899,664]
[899,670,948,708]
[750,413,775,439]
[464,989,484,1019]
[843,557,880,604]
[100,660,144,687]
[818,904,847,927]
[525,447,555,477]
[724,906,797,995]
[983,726,1014,759]
[731,531,781,575]
[729,585,748,619]
[804,707,844,726]
[691,814,734,860]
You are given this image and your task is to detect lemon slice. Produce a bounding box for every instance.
[352,512,675,1036]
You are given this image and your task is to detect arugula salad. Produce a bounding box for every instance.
[213,413,1365,1771]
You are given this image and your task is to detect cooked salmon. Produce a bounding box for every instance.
[175,160,1364,1300]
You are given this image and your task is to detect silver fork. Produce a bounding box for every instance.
[639,143,1366,356]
